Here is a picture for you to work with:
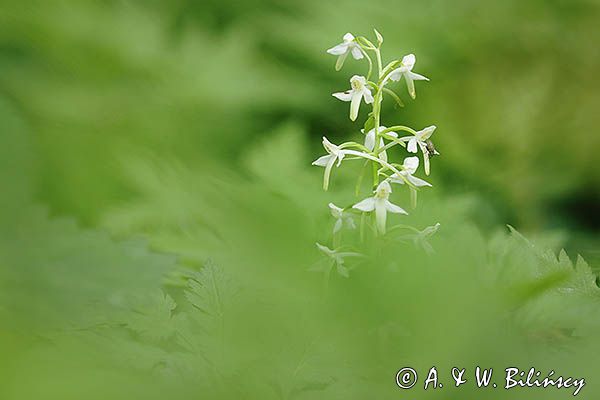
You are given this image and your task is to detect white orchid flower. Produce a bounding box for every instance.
[327,33,364,71]
[363,126,398,162]
[312,136,405,190]
[399,125,438,175]
[313,242,363,278]
[388,54,429,99]
[312,137,350,190]
[389,157,432,187]
[329,203,356,234]
[396,223,441,254]
[352,180,407,234]
[333,75,374,121]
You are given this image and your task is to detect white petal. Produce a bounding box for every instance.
[328,202,343,217]
[349,91,362,121]
[420,125,436,140]
[388,68,402,82]
[405,74,416,99]
[352,197,376,212]
[376,180,392,197]
[333,218,343,234]
[327,43,348,55]
[375,199,387,234]
[345,218,356,230]
[410,187,417,209]
[312,154,333,167]
[407,137,418,153]
[343,32,355,42]
[335,151,345,167]
[352,75,367,85]
[316,242,334,257]
[364,129,376,151]
[389,172,407,185]
[322,136,342,156]
[350,46,364,60]
[335,52,349,71]
[332,91,352,102]
[379,144,388,162]
[336,262,350,278]
[422,223,441,236]
[323,157,336,190]
[362,88,374,104]
[423,151,431,176]
[402,54,416,69]
[403,156,419,173]
[407,175,432,187]
[408,71,429,81]
[385,200,408,215]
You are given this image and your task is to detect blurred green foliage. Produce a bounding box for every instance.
[1,0,600,398]
[1,0,598,232]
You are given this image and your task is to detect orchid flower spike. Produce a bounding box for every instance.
[352,180,407,234]
[389,157,432,187]
[363,126,398,162]
[312,137,348,190]
[329,203,356,234]
[388,54,429,99]
[313,242,363,278]
[333,75,374,121]
[327,33,364,71]
[399,125,438,175]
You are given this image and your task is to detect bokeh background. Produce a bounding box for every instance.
[1,0,600,399]
[1,0,599,255]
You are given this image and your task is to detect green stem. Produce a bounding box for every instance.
[377,134,407,154]
[380,125,417,135]
[363,50,374,82]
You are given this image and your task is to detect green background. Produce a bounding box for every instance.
[1,0,599,398]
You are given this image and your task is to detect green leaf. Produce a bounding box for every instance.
[125,291,180,342]
[356,36,375,49]
[363,114,375,133]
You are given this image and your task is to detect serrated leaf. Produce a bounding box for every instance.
[0,207,175,332]
[185,260,236,320]
[125,291,179,342]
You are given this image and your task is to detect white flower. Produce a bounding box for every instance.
[352,180,407,234]
[389,157,432,187]
[396,223,440,254]
[333,75,374,121]
[327,33,364,71]
[313,242,363,278]
[388,54,429,99]
[312,137,349,190]
[363,126,398,162]
[399,125,437,175]
[329,203,356,233]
